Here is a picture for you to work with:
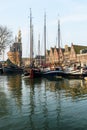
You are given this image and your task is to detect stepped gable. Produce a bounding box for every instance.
[50,47,54,53]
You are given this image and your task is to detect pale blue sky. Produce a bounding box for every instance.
[0,0,87,58]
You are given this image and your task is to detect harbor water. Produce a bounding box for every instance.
[0,75,87,130]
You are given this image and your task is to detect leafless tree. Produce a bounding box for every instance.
[0,25,13,60]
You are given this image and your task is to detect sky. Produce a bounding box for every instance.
[0,0,87,59]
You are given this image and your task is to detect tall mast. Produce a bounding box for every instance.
[38,34,41,65]
[44,12,46,64]
[32,24,34,58]
[30,8,33,63]
[58,19,60,64]
[38,34,40,56]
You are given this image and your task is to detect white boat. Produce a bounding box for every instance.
[63,65,84,79]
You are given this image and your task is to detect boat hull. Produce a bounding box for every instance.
[23,68,42,79]
[23,69,64,79]
[63,72,87,79]
[42,70,64,78]
[0,68,3,74]
[3,66,23,74]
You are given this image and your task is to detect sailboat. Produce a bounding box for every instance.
[23,9,43,79]
[40,15,64,79]
[23,11,64,79]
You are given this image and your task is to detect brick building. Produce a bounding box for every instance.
[46,43,87,66]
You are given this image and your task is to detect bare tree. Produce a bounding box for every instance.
[0,25,13,60]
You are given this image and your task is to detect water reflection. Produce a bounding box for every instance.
[0,76,11,118]
[7,75,22,108]
[23,77,87,99]
[63,79,87,99]
[1,75,87,129]
[22,77,63,129]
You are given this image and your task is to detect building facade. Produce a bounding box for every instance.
[46,44,87,66]
[7,30,22,66]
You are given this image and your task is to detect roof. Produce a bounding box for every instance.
[46,50,50,55]
[73,45,87,54]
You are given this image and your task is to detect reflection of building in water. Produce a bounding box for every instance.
[68,79,82,88]
[63,79,87,98]
[23,78,42,86]
[7,75,22,89]
[40,78,87,98]
[45,79,64,92]
[7,75,22,106]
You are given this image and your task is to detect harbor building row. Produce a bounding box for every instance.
[6,30,87,67]
[45,44,87,67]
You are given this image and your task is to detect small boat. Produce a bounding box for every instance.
[22,70,30,78]
[23,68,42,79]
[3,65,23,74]
[63,72,84,79]
[63,66,87,79]
[41,67,64,79]
[23,66,64,79]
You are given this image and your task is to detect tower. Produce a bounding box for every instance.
[17,29,22,66]
[7,30,22,66]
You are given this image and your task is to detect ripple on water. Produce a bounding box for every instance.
[1,76,87,130]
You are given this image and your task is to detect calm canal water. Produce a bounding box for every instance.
[0,75,87,130]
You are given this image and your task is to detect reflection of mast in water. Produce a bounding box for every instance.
[49,80,62,126]
[27,78,43,129]
[43,78,49,129]
[56,87,62,127]
[45,79,62,127]
[28,82,35,130]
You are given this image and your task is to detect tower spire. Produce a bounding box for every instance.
[18,29,22,43]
